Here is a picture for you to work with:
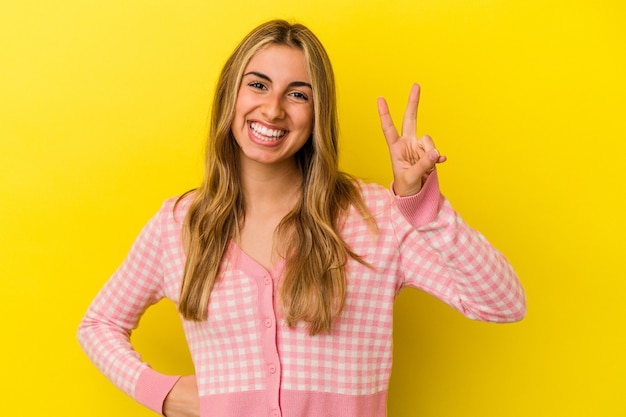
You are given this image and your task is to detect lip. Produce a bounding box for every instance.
[247,120,288,147]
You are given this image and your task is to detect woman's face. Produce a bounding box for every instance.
[232,44,314,170]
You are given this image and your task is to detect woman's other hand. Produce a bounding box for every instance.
[163,375,200,417]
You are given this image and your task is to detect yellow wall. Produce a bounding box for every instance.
[1,1,624,416]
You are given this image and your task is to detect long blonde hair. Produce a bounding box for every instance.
[178,19,374,335]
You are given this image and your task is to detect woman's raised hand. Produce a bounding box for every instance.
[377,83,446,196]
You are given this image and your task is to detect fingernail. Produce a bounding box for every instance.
[429,149,440,162]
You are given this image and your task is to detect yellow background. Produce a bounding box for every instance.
[1,0,624,416]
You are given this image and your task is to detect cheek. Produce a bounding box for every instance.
[231,99,248,139]
[302,108,314,133]
[233,97,244,119]
[234,90,251,118]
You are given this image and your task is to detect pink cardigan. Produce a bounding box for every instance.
[78,173,526,417]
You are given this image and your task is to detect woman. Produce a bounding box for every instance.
[78,19,526,417]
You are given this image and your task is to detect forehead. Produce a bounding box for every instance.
[244,44,311,83]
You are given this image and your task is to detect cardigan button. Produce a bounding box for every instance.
[268,364,276,374]
[264,318,272,328]
[264,277,271,285]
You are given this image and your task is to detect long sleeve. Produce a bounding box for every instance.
[391,171,526,322]
[77,203,181,415]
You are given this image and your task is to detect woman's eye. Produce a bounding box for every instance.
[248,82,266,90]
[290,91,309,101]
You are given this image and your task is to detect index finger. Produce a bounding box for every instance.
[377,96,400,146]
[401,83,420,138]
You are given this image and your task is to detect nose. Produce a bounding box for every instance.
[261,92,285,121]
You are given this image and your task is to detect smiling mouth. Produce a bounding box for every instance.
[250,122,287,142]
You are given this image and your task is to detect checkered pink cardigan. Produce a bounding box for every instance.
[78,172,526,417]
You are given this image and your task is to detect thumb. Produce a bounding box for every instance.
[421,148,440,173]
[397,149,440,196]
[412,148,440,180]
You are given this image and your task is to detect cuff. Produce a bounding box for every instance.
[391,171,443,228]
[135,367,182,416]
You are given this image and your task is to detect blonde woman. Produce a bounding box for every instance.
[78,19,526,417]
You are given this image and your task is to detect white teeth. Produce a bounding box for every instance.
[250,122,286,141]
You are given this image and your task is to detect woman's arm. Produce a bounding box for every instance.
[391,172,526,322]
[77,204,182,415]
[378,84,526,322]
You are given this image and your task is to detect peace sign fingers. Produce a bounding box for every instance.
[401,83,420,139]
[377,83,446,196]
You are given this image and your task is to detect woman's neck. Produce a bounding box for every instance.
[236,158,303,270]
[240,158,303,213]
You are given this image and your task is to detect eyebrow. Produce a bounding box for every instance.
[243,71,312,90]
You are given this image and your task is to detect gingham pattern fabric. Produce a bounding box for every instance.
[78,173,526,417]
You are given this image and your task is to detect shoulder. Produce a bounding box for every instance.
[153,191,196,227]
[352,179,394,211]
[339,178,397,231]
[354,179,390,198]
